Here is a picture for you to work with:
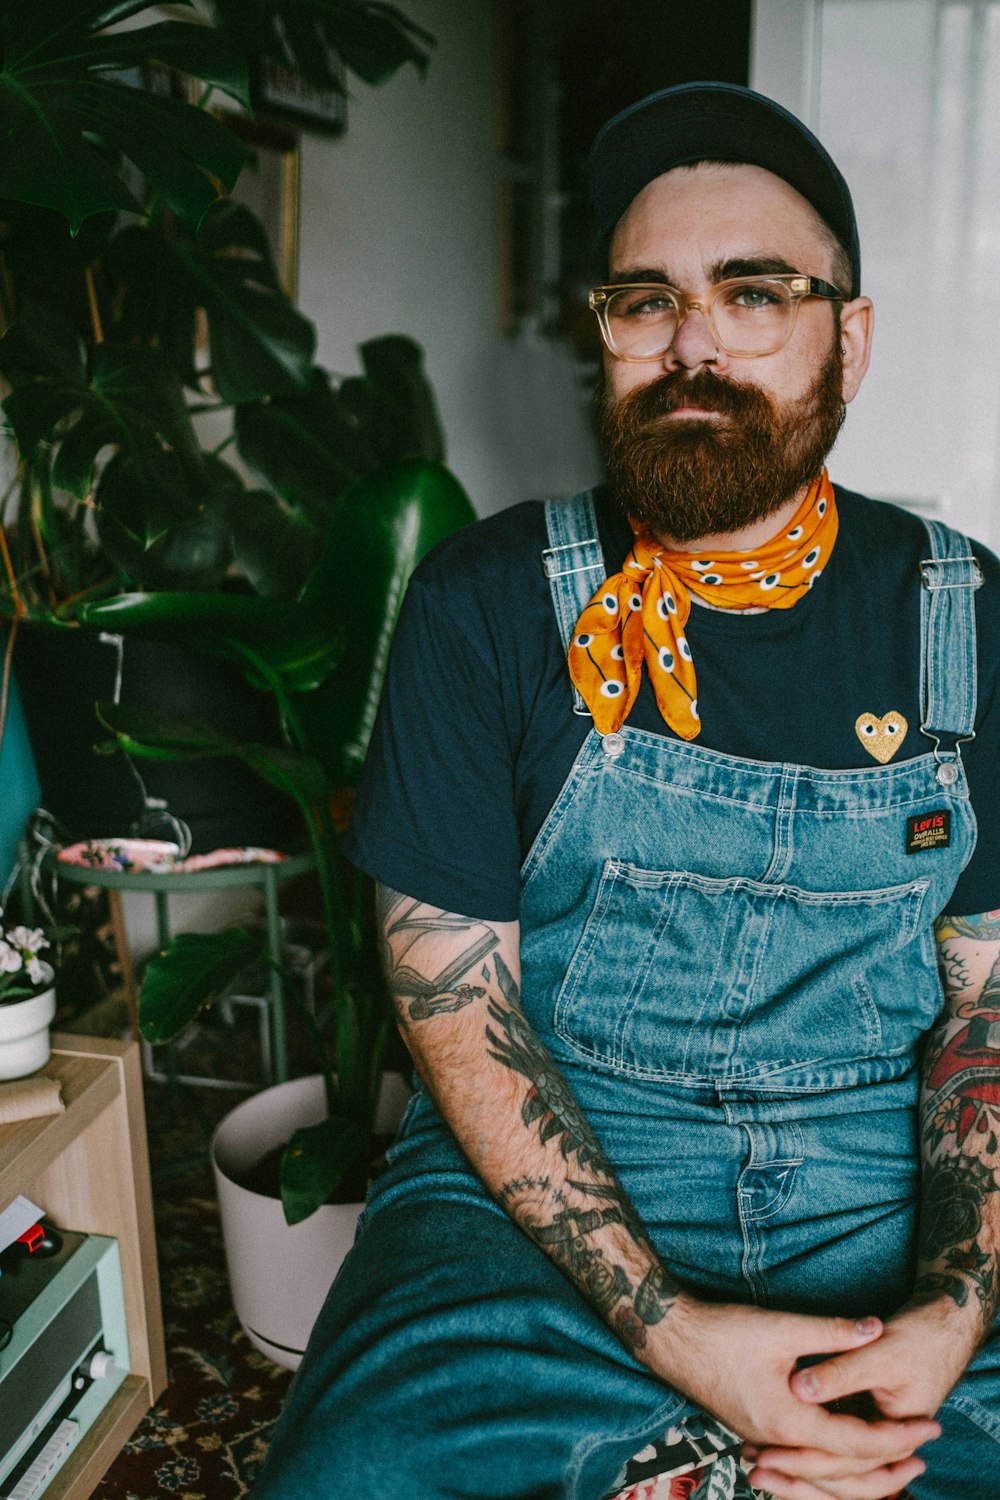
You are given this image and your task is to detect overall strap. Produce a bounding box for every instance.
[542,492,608,716]
[919,517,983,781]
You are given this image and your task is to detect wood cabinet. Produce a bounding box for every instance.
[0,1035,167,1499]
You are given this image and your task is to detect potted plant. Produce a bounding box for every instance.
[0,0,452,848]
[0,916,67,1079]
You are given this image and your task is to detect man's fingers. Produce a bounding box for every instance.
[790,1406,941,1463]
[749,1443,927,1480]
[791,1343,888,1405]
[790,1314,884,1356]
[748,1455,928,1500]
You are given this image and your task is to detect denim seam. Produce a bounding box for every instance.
[566,1389,691,1500]
[944,1390,1000,1444]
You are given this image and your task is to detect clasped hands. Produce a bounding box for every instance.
[650,1295,975,1500]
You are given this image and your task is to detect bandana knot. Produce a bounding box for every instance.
[569,471,838,739]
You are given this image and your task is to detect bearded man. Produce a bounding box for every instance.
[255,84,1000,1500]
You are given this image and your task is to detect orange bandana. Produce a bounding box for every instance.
[569,470,838,739]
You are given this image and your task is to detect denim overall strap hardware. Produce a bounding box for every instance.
[919,519,983,784]
[543,492,608,716]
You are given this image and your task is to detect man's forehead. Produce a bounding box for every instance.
[609,161,837,278]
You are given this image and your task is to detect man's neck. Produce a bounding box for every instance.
[652,486,807,556]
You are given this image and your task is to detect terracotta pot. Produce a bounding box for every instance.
[211,1071,410,1370]
[0,963,56,1080]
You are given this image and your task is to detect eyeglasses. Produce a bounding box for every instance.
[588,274,846,360]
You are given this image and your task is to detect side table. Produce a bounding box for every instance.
[0,1035,167,1500]
[30,853,314,1089]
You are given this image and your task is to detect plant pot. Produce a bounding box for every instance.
[14,623,299,853]
[0,965,56,1080]
[211,1071,410,1370]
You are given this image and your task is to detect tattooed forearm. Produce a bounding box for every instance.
[919,915,1000,1329]
[375,883,680,1358]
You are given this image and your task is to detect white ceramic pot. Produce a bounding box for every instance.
[211,1071,410,1370]
[0,965,56,1080]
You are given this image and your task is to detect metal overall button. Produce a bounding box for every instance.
[602,733,626,758]
[936,760,959,786]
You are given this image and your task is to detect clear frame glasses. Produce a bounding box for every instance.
[588,273,846,361]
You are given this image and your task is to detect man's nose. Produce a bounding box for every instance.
[662,303,720,371]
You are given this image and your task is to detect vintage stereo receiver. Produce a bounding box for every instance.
[0,1229,129,1500]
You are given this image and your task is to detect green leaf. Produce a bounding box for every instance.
[208,0,433,92]
[140,927,265,1044]
[94,453,237,590]
[74,591,344,693]
[297,458,475,783]
[279,1113,366,1223]
[357,333,445,462]
[0,7,252,231]
[227,488,318,600]
[234,366,380,521]
[95,699,330,804]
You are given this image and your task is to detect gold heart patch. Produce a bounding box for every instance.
[856,710,908,763]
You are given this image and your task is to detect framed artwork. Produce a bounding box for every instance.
[221,115,301,299]
[250,55,347,136]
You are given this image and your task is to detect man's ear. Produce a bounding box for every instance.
[840,296,874,405]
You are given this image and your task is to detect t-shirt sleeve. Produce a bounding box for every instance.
[343,567,522,922]
[943,540,1000,917]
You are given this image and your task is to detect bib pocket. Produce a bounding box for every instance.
[552,862,933,1082]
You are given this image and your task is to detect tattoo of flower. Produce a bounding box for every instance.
[919,1156,990,1261]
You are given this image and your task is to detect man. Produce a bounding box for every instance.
[255,84,1000,1500]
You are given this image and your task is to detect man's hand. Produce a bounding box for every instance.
[740,1296,972,1498]
[647,1298,940,1500]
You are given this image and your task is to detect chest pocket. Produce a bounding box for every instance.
[552,861,935,1085]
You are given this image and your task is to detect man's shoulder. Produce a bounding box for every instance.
[411,488,615,594]
[833,483,1000,586]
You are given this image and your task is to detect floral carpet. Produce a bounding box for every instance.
[91,1075,293,1500]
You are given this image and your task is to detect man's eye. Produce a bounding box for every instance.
[726,282,783,310]
[616,292,673,318]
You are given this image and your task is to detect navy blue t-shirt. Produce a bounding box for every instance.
[345,485,1000,922]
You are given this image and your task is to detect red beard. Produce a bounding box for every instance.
[596,343,845,543]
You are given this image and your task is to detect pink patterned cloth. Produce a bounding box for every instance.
[57,839,287,874]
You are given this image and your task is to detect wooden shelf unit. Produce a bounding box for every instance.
[0,1035,167,1499]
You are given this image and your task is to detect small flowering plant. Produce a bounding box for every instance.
[0,920,56,1005]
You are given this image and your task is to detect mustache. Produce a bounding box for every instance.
[614,367,774,426]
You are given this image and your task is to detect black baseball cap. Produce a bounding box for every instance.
[588,81,860,295]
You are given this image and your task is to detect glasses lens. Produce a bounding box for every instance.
[713,279,794,355]
[604,286,679,358]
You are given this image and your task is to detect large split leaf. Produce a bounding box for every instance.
[0,3,252,231]
[208,0,433,92]
[0,307,207,543]
[106,204,316,402]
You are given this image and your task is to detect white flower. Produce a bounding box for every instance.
[26,957,47,986]
[7,926,48,955]
[0,942,23,974]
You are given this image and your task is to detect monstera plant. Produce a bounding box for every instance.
[0,0,477,1212]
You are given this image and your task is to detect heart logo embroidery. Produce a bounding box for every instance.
[856,710,908,763]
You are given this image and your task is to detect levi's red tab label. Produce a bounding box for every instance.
[906,809,951,854]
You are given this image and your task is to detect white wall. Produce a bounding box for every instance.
[296,0,598,518]
[753,0,1000,553]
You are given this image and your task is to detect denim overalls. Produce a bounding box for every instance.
[255,493,1000,1500]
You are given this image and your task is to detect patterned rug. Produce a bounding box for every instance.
[91,1074,293,1499]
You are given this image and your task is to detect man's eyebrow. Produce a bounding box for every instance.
[605,256,803,288]
[605,267,672,287]
[709,256,801,280]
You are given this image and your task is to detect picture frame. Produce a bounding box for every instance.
[250,54,347,136]
[220,115,302,299]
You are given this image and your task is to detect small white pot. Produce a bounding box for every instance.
[0,965,56,1081]
[211,1071,410,1370]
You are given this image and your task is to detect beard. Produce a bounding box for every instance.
[596,340,846,543]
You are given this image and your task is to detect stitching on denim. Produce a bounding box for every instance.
[566,1389,691,1500]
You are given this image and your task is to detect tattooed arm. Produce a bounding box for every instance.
[763,907,1000,1491]
[378,884,938,1491]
